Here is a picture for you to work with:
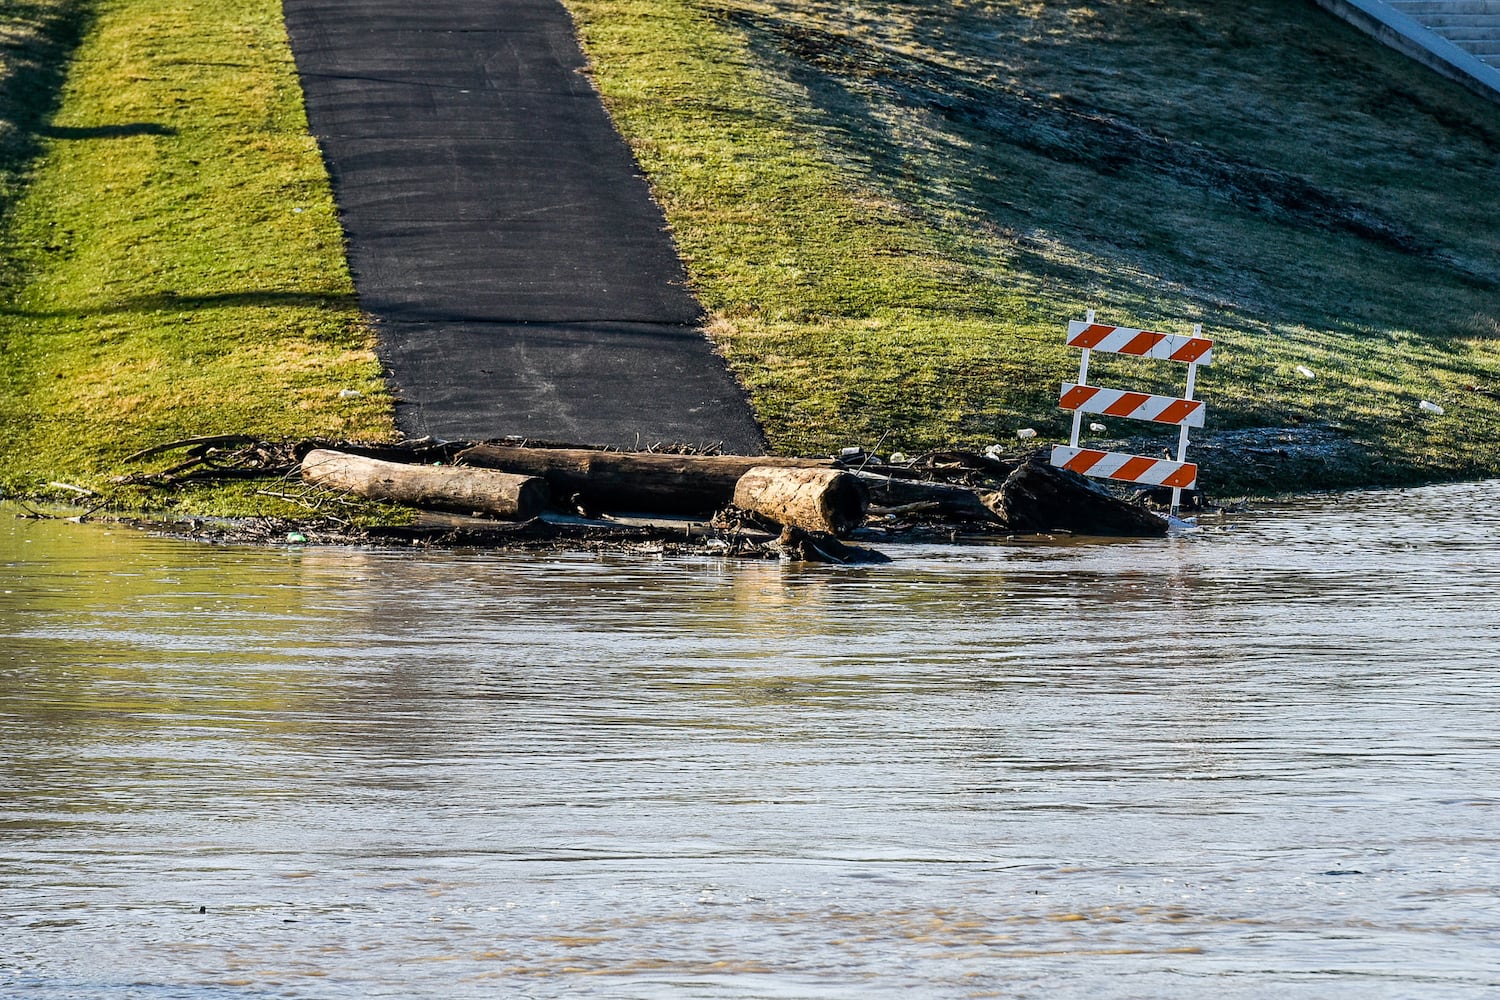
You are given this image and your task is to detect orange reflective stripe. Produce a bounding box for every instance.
[1113,455,1159,481]
[1069,323,1115,348]
[1120,331,1165,356]
[1154,399,1202,424]
[1168,339,1213,363]
[1102,391,1151,417]
[1063,449,1106,473]
[1058,384,1100,409]
[1161,464,1198,489]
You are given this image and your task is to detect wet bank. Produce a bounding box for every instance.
[67,423,1403,561]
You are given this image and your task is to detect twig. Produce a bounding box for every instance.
[153,454,218,478]
[123,434,255,463]
[256,490,323,511]
[12,500,56,520]
[48,481,96,497]
[77,497,112,520]
[869,501,942,515]
[853,431,891,472]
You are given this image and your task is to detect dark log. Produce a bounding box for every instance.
[733,466,867,537]
[365,513,556,544]
[456,444,833,514]
[301,449,549,520]
[988,451,1168,537]
[852,471,1005,524]
[771,526,891,564]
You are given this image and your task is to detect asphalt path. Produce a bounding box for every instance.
[282,0,766,452]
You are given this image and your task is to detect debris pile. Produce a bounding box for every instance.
[111,437,1180,562]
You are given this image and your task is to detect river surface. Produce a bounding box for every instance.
[1,482,1498,999]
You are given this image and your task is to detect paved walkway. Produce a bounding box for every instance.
[282,0,766,452]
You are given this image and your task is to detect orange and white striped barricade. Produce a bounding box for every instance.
[1064,319,1213,365]
[1057,384,1205,428]
[1050,446,1199,489]
[1050,311,1211,517]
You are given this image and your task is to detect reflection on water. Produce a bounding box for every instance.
[2,483,1498,998]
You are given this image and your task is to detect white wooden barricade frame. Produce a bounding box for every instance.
[1053,310,1211,518]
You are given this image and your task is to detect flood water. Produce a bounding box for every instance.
[2,482,1498,999]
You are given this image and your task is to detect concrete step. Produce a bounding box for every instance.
[1313,0,1500,101]
[1382,0,1500,66]
[1388,1,1500,14]
[1426,29,1500,45]
[1427,32,1500,64]
[1397,17,1500,31]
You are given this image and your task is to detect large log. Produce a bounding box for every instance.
[852,471,1005,524]
[988,451,1167,537]
[301,449,549,520]
[733,466,867,537]
[457,444,833,514]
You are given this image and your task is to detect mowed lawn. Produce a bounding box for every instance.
[564,0,1500,490]
[0,0,392,509]
[1,0,1498,507]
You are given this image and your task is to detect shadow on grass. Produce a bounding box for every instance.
[0,290,360,317]
[0,0,97,293]
[0,0,95,190]
[717,0,1500,334]
[39,122,177,139]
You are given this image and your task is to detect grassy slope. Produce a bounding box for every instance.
[563,0,1500,492]
[0,1,87,220]
[0,0,393,506]
[2,0,1497,507]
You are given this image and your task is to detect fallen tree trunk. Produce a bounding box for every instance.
[733,466,867,537]
[457,444,833,514]
[987,451,1167,537]
[301,448,549,520]
[852,471,1005,524]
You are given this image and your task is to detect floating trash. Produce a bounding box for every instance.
[285,532,307,544]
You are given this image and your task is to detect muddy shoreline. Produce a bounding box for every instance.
[13,422,1410,561]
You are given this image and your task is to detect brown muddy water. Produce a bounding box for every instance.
[2,482,1498,999]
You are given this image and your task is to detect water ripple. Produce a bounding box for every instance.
[2,484,1499,998]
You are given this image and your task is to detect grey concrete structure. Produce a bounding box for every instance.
[282,0,766,452]
[1313,0,1500,104]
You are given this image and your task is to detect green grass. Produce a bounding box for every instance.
[2,0,1498,508]
[562,0,1500,492]
[0,0,394,509]
[0,1,89,224]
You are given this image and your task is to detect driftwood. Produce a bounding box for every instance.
[771,526,891,564]
[853,470,1004,523]
[986,452,1167,537]
[457,444,832,514]
[301,448,549,520]
[733,466,867,537]
[310,443,1164,539]
[122,434,259,464]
